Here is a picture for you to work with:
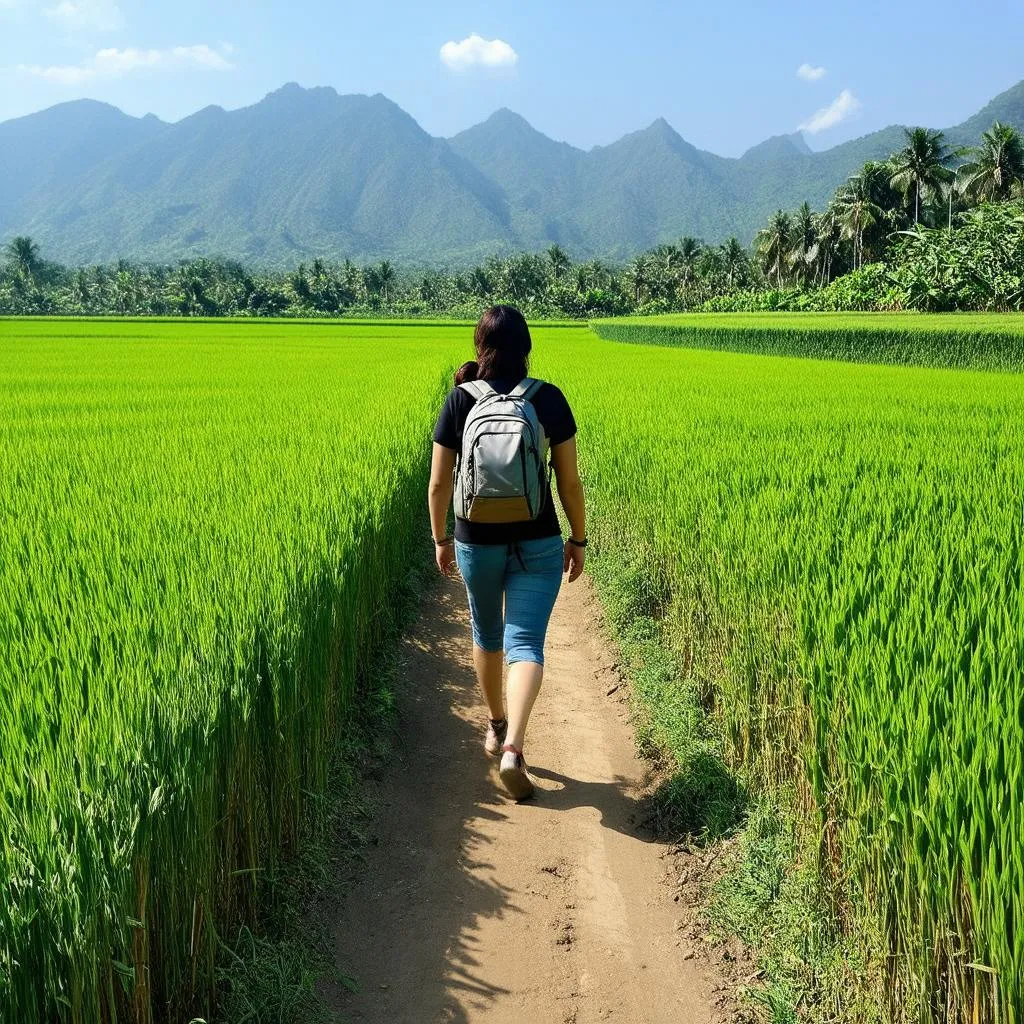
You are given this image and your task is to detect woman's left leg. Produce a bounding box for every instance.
[502,536,565,752]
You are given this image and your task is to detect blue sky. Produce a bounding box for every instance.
[2,0,1023,156]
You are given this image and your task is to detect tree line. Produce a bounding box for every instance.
[2,121,1022,318]
[752,122,1024,291]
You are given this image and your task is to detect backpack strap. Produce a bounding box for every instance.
[458,379,494,401]
[510,377,544,402]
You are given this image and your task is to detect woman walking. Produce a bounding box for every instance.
[428,306,587,801]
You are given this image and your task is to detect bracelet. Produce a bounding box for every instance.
[433,536,454,546]
[568,537,588,548]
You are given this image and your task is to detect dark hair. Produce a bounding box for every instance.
[473,305,531,381]
[454,360,479,385]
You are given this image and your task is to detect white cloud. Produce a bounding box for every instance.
[797,62,826,82]
[799,88,861,133]
[19,43,235,84]
[170,44,233,70]
[440,33,517,72]
[45,0,123,31]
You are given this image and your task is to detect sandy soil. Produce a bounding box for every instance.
[324,573,718,1023]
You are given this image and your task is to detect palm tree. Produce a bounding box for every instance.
[833,174,883,270]
[648,244,681,299]
[468,266,491,297]
[5,236,41,284]
[342,259,363,298]
[787,202,819,286]
[376,260,395,303]
[889,127,955,224]
[957,122,1024,204]
[546,244,570,282]
[676,236,702,291]
[755,211,792,288]
[719,237,749,290]
[291,263,312,304]
[627,256,649,304]
[813,207,842,285]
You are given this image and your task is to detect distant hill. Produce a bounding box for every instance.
[2,79,1023,266]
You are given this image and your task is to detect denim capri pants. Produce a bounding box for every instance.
[454,536,564,665]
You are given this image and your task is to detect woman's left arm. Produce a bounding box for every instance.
[428,442,457,574]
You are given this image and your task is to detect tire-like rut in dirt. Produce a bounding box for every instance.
[326,574,716,1023]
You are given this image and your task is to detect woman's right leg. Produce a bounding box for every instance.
[503,536,565,752]
[505,661,544,752]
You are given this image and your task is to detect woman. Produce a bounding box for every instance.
[428,306,587,801]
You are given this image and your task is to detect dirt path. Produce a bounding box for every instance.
[325,574,718,1023]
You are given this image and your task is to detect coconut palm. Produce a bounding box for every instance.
[5,236,41,284]
[291,263,312,304]
[676,236,702,291]
[376,260,395,303]
[627,256,649,304]
[719,237,749,290]
[468,266,491,298]
[755,210,792,288]
[787,202,819,285]
[813,206,843,285]
[546,244,570,282]
[889,127,955,224]
[833,174,884,270]
[957,122,1024,204]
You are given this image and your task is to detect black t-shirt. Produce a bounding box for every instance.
[433,377,577,544]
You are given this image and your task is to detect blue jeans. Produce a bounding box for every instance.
[454,536,564,665]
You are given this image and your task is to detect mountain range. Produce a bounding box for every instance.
[2,79,1023,267]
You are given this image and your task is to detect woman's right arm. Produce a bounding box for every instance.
[428,442,457,574]
[551,438,586,582]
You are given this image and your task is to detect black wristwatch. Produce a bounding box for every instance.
[568,537,588,548]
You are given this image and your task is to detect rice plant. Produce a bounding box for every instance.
[538,335,1024,1022]
[0,319,458,1022]
[2,316,1020,1023]
[591,311,1024,371]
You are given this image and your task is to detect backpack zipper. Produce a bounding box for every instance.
[519,440,534,518]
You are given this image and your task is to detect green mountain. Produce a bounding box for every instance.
[2,79,1022,266]
[0,100,164,229]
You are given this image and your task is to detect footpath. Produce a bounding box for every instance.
[324,574,719,1023]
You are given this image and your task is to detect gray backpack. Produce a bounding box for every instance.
[454,378,549,523]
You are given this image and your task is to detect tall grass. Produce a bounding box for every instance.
[538,335,1024,1022]
[591,311,1024,371]
[0,320,457,1021]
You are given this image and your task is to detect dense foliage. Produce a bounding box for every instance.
[539,334,1024,1023]
[0,241,749,319]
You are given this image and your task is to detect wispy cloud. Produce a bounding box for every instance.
[440,33,517,72]
[45,0,122,31]
[799,88,861,133]
[796,62,826,82]
[20,43,235,84]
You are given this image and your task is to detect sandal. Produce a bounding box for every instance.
[499,744,535,801]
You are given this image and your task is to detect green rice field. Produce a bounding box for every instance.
[1,316,1021,1022]
[592,311,1024,371]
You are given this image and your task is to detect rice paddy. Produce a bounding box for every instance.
[591,311,1024,371]
[1,316,1021,1022]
